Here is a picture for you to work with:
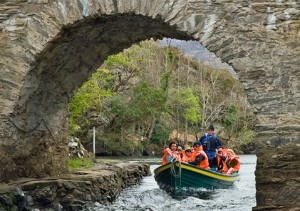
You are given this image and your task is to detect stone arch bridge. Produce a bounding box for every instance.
[0,0,299,209]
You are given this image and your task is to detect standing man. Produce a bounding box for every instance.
[199,125,222,168]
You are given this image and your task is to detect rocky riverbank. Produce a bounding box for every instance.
[0,162,150,210]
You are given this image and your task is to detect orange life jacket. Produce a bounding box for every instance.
[162,148,178,165]
[222,155,240,173]
[176,151,183,161]
[181,150,192,162]
[190,149,210,170]
[216,156,222,170]
[216,148,228,171]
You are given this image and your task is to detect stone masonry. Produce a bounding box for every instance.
[0,0,299,210]
[0,162,151,210]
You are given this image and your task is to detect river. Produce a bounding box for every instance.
[86,155,256,211]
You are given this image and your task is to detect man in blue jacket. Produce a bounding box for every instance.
[199,125,222,168]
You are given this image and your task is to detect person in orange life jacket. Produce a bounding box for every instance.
[199,125,221,168]
[214,146,226,172]
[176,145,183,161]
[188,144,195,153]
[162,142,178,165]
[188,142,210,170]
[181,148,192,162]
[222,149,240,174]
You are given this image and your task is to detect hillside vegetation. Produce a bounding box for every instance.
[69,40,256,155]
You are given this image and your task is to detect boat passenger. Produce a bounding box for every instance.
[176,145,183,161]
[222,149,240,174]
[199,125,222,168]
[188,142,210,170]
[213,146,227,172]
[181,148,192,162]
[162,142,178,165]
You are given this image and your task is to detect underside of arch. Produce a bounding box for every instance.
[1,14,192,180]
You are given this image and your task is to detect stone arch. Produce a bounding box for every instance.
[0,0,299,209]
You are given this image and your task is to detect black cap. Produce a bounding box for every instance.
[193,141,201,147]
[208,125,214,131]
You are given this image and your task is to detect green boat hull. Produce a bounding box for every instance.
[154,161,240,194]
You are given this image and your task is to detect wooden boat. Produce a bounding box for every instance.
[154,160,240,194]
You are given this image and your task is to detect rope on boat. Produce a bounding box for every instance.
[171,159,182,178]
[171,159,182,193]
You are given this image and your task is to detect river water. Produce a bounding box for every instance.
[86,155,256,211]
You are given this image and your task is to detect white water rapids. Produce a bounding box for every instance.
[85,155,256,211]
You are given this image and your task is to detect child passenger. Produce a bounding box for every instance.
[181,149,192,162]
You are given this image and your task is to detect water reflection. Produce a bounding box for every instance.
[86,155,256,211]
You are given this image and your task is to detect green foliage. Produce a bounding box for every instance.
[106,54,131,67]
[120,140,137,153]
[102,94,141,129]
[103,81,169,133]
[131,82,168,117]
[70,68,114,117]
[223,104,237,128]
[238,125,255,144]
[169,87,200,124]
[69,39,256,153]
[68,157,94,171]
[69,68,114,134]
[161,49,175,91]
[105,42,154,75]
[150,121,171,144]
[94,132,142,154]
[95,134,117,152]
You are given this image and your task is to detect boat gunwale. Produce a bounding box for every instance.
[154,161,240,182]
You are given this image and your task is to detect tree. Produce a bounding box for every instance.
[168,87,200,144]
[69,39,256,153]
[69,68,114,134]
